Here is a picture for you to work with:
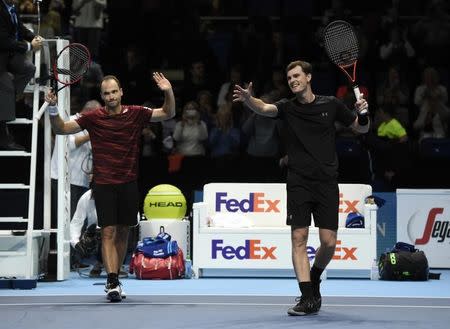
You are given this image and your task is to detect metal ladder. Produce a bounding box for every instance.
[0,39,71,281]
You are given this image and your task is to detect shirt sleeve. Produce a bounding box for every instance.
[75,113,89,130]
[141,106,153,122]
[274,98,289,119]
[334,97,357,127]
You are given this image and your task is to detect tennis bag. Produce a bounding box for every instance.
[378,242,429,281]
[129,248,185,280]
[136,231,179,258]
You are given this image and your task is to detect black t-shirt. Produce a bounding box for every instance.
[275,95,356,181]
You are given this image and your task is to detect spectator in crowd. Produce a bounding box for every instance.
[51,100,99,215]
[262,66,290,101]
[379,25,416,74]
[71,0,107,60]
[414,66,448,111]
[367,103,409,191]
[217,64,243,107]
[208,106,240,181]
[118,44,151,105]
[196,89,216,130]
[413,66,449,138]
[411,0,450,66]
[172,100,209,213]
[241,93,283,183]
[39,1,63,38]
[139,119,167,207]
[0,0,43,150]
[173,101,208,157]
[182,59,217,105]
[376,66,411,128]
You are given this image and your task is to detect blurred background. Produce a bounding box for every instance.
[14,0,450,211]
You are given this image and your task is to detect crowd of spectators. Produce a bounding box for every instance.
[15,0,450,206]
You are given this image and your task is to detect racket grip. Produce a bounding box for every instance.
[352,86,368,115]
[35,101,49,120]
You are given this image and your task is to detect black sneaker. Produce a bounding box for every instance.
[287,296,320,316]
[105,281,122,302]
[312,280,322,310]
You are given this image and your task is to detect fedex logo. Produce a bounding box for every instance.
[211,239,277,260]
[307,240,357,261]
[415,208,449,244]
[215,192,280,213]
[339,193,359,213]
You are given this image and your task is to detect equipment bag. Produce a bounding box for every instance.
[378,242,429,281]
[129,248,185,280]
[136,228,179,258]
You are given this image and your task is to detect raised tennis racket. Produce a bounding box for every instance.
[35,43,91,119]
[323,20,367,114]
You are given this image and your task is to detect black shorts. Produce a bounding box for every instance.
[286,172,339,230]
[92,180,139,228]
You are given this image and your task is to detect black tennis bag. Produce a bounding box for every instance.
[378,242,429,281]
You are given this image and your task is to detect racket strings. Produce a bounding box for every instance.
[324,22,359,67]
[55,44,91,84]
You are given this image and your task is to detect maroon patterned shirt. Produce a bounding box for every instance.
[75,105,153,184]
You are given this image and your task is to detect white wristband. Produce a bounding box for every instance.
[47,105,59,116]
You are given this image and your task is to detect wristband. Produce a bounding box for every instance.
[47,105,59,117]
[357,112,369,126]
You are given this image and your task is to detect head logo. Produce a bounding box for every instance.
[211,239,277,260]
[339,193,359,213]
[412,208,449,244]
[215,192,280,213]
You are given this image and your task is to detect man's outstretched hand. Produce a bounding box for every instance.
[153,72,172,91]
[233,82,253,103]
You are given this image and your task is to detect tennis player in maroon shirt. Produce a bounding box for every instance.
[45,72,175,302]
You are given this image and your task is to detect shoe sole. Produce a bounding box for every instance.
[103,288,126,298]
[107,291,122,302]
[287,309,318,316]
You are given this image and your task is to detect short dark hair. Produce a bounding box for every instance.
[286,60,313,75]
[101,75,121,89]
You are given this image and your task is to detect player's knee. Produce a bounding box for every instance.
[320,239,337,253]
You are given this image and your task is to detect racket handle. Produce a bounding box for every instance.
[352,86,368,115]
[35,101,49,120]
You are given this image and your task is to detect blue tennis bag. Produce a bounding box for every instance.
[136,230,179,258]
[345,212,365,228]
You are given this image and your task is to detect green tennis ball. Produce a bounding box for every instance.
[143,184,187,220]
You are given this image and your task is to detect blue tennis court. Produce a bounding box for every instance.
[1,270,449,329]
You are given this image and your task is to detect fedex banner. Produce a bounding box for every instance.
[204,183,287,227]
[203,183,370,228]
[397,189,450,268]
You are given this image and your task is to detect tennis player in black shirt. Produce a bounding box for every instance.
[233,60,369,315]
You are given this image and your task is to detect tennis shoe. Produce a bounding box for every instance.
[105,282,122,302]
[312,280,322,310]
[287,296,320,316]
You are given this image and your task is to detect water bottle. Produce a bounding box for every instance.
[184,258,192,279]
[370,258,379,280]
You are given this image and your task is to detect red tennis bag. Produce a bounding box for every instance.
[129,248,185,280]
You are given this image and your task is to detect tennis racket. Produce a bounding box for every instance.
[35,42,91,119]
[323,20,367,114]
